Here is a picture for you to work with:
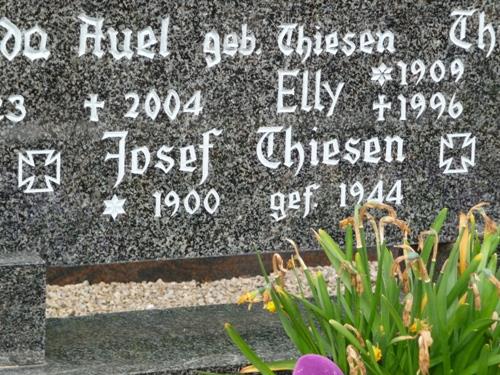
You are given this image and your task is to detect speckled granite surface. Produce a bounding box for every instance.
[0,0,498,266]
[0,304,296,374]
[0,253,45,366]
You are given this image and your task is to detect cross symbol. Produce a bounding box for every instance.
[84,94,105,122]
[18,150,61,193]
[439,133,476,174]
[373,95,392,122]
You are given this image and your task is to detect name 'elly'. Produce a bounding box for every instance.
[0,10,496,61]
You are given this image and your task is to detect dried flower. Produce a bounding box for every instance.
[351,273,364,295]
[229,203,498,375]
[401,268,410,294]
[379,216,410,243]
[272,253,287,287]
[392,254,407,285]
[262,289,271,303]
[487,274,500,297]
[347,345,366,375]
[467,202,497,236]
[418,330,433,375]
[491,311,498,332]
[286,239,308,270]
[391,258,403,279]
[340,216,363,249]
[362,212,380,245]
[413,258,431,283]
[340,217,355,230]
[396,244,430,282]
[470,277,481,311]
[418,229,439,262]
[403,294,413,327]
[458,212,470,275]
[483,213,498,235]
[344,323,366,347]
[359,201,397,220]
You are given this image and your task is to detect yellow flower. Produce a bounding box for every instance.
[237,291,258,305]
[420,292,428,312]
[237,292,251,304]
[263,301,277,313]
[372,345,383,362]
[379,325,385,335]
[409,319,431,334]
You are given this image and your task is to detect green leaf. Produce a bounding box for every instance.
[271,287,318,353]
[364,340,385,375]
[317,229,346,263]
[271,295,312,354]
[368,244,385,332]
[476,343,491,375]
[224,323,275,375]
[447,254,482,306]
[421,208,448,265]
[255,250,270,284]
[240,359,296,373]
[315,272,335,318]
[380,295,406,334]
[225,208,499,375]
[329,319,365,353]
[345,225,354,261]
[459,353,500,375]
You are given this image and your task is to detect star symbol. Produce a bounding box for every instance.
[103,195,126,221]
[371,63,393,86]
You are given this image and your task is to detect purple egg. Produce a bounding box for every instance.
[293,354,344,375]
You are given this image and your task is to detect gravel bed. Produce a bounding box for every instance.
[47,264,377,318]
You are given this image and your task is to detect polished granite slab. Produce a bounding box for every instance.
[1,0,498,267]
[0,304,296,374]
[0,253,45,367]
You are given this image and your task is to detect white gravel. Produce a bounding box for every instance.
[47,264,377,318]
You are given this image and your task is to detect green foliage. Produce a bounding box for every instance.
[227,203,500,374]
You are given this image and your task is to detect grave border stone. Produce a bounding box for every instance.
[0,253,45,367]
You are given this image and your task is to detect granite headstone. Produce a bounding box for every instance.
[0,0,498,367]
[0,0,498,265]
